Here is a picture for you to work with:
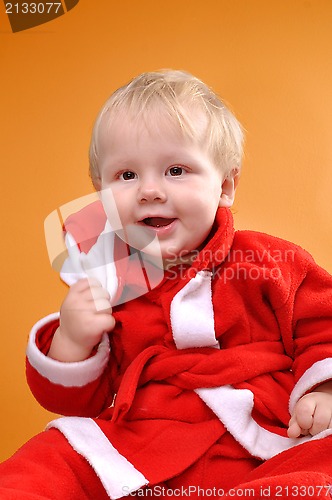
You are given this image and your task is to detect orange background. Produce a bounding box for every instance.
[1,0,332,461]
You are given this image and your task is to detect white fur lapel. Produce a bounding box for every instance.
[170,270,219,349]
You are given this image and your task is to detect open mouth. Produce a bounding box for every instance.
[142,217,176,228]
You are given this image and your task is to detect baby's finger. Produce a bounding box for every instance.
[293,396,316,431]
[310,405,332,436]
[94,313,116,332]
[88,284,111,311]
[93,297,113,312]
[287,419,302,438]
[88,285,111,302]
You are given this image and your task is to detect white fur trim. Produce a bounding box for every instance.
[196,385,317,460]
[60,220,118,305]
[27,313,110,387]
[47,417,148,498]
[289,358,332,414]
[170,270,219,349]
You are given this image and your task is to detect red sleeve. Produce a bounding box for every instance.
[288,249,332,375]
[26,316,115,417]
[278,248,332,411]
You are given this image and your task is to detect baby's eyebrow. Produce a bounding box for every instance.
[100,157,134,170]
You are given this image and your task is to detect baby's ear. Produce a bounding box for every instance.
[219,169,240,208]
[92,176,102,192]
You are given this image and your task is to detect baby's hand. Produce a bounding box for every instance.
[287,391,332,438]
[48,278,115,362]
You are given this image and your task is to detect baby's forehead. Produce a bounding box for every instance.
[98,119,190,163]
[97,104,208,149]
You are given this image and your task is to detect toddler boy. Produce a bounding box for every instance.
[1,70,332,499]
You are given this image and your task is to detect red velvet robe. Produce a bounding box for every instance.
[25,204,332,498]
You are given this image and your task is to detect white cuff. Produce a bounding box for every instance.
[27,313,110,387]
[289,358,332,414]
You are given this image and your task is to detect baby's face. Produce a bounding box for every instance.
[96,118,227,264]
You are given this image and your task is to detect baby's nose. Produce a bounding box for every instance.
[138,181,167,203]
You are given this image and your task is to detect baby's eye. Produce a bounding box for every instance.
[167,165,184,176]
[119,170,137,181]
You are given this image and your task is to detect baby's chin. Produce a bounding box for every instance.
[162,249,199,270]
[115,225,200,270]
[114,225,163,259]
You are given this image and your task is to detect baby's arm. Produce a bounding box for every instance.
[48,277,115,362]
[288,381,332,438]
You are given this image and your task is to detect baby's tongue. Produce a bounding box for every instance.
[144,217,175,227]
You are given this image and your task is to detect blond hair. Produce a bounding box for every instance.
[89,70,244,183]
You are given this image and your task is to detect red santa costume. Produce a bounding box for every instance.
[2,203,332,499]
